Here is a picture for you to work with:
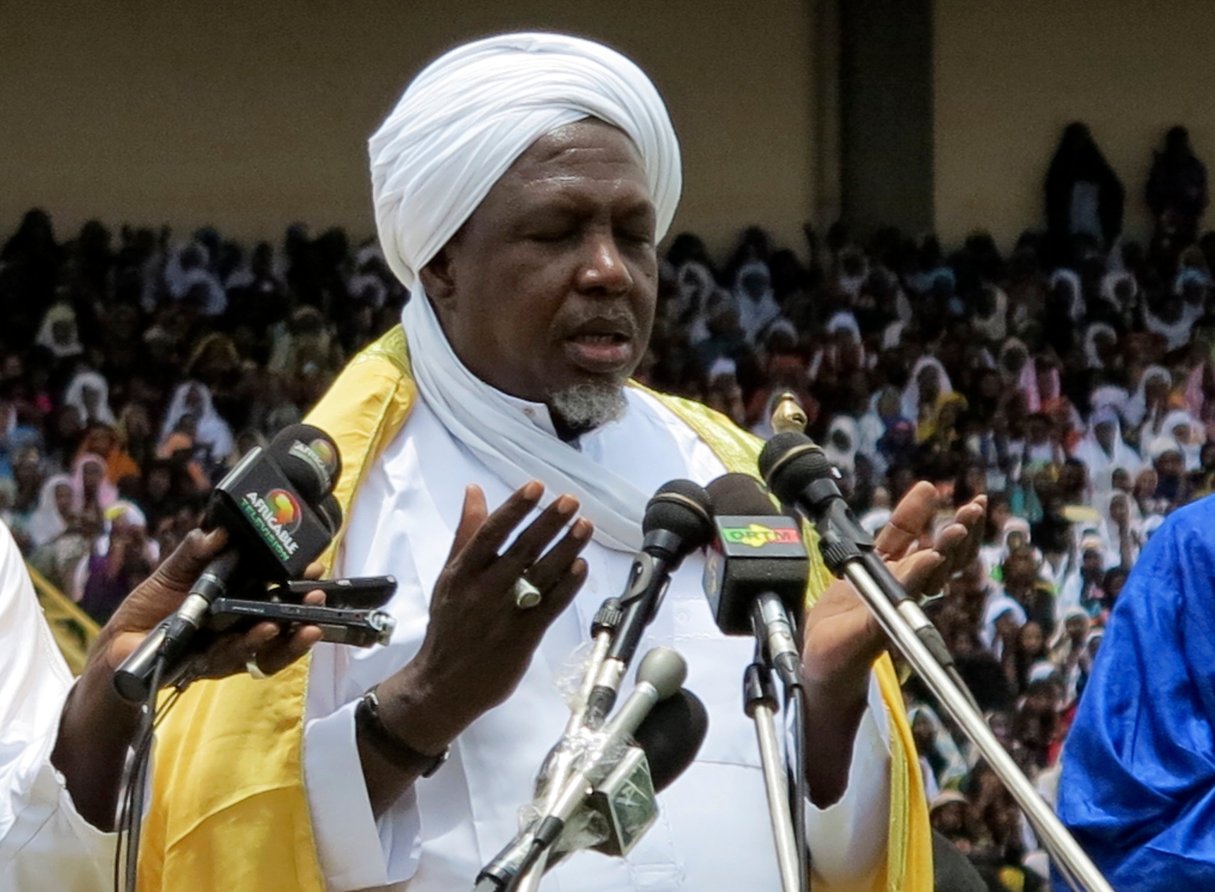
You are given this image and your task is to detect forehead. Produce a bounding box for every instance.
[485,119,651,210]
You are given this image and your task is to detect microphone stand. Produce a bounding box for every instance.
[512,601,623,892]
[743,650,805,892]
[810,506,1112,892]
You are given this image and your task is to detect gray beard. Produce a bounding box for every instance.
[548,381,627,432]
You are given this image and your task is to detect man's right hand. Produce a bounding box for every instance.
[365,481,591,803]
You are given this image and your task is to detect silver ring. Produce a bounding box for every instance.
[246,655,269,680]
[512,576,542,610]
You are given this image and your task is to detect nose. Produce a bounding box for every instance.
[576,232,633,296]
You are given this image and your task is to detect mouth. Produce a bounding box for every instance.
[562,320,637,374]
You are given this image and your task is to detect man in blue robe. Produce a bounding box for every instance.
[1058,495,1215,887]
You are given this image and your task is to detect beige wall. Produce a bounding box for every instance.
[934,0,1215,249]
[0,1,815,261]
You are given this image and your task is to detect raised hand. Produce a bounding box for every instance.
[375,481,592,756]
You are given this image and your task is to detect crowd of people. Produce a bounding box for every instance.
[0,121,1208,891]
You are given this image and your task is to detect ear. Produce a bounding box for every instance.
[419,244,457,317]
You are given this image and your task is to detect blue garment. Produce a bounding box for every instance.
[1057,495,1215,888]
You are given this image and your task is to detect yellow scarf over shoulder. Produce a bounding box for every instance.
[139,327,931,891]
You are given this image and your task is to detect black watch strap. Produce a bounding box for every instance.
[355,686,449,778]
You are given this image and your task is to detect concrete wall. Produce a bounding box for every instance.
[839,0,934,237]
[934,0,1215,248]
[0,1,816,259]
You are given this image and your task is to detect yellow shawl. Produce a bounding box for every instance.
[139,326,931,891]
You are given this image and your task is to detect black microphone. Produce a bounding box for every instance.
[702,473,807,687]
[264,423,343,504]
[631,687,708,793]
[758,431,959,675]
[583,480,714,727]
[113,427,342,702]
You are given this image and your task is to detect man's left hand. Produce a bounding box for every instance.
[800,483,986,695]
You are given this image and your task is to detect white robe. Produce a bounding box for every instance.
[0,521,116,890]
[303,389,893,891]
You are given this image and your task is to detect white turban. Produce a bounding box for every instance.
[363,33,684,553]
[370,31,682,291]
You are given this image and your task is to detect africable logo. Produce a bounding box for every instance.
[720,523,800,548]
[240,488,302,560]
[289,439,338,489]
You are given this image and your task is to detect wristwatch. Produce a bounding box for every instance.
[355,686,450,778]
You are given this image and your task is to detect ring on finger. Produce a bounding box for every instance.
[246,654,269,680]
[512,576,543,610]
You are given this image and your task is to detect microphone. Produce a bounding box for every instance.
[703,473,807,687]
[477,648,690,890]
[264,423,343,503]
[550,688,708,865]
[758,431,959,675]
[113,427,342,702]
[583,481,713,726]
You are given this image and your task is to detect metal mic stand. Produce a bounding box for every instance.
[511,602,623,892]
[813,525,1112,892]
[743,649,804,892]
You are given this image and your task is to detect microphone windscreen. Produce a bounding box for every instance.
[267,424,342,502]
[317,494,343,534]
[633,688,708,792]
[757,431,834,504]
[705,472,781,517]
[634,647,688,699]
[642,479,714,547]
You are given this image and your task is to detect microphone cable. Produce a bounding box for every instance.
[113,645,191,892]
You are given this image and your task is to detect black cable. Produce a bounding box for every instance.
[114,648,168,892]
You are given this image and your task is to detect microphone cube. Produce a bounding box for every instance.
[703,515,809,636]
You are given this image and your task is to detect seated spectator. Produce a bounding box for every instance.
[25,474,73,549]
[160,381,235,475]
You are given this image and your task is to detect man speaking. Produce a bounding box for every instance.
[140,32,981,891]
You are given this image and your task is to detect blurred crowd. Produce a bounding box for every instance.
[0,211,408,622]
[1,122,1209,890]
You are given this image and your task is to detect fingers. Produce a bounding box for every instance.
[522,517,593,593]
[303,560,325,581]
[891,549,946,600]
[254,624,324,676]
[497,498,585,581]
[457,482,546,569]
[447,484,490,564]
[152,528,228,592]
[874,481,938,561]
[531,557,588,625]
[957,496,987,568]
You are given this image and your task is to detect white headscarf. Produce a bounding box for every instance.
[973,286,1008,342]
[160,381,235,462]
[1124,365,1172,429]
[28,474,73,548]
[370,33,681,552]
[1160,408,1204,470]
[63,371,116,426]
[1049,269,1085,323]
[1070,405,1142,483]
[732,261,782,346]
[34,303,84,360]
[901,355,953,421]
[824,416,860,476]
[1083,322,1117,370]
[981,595,1027,657]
